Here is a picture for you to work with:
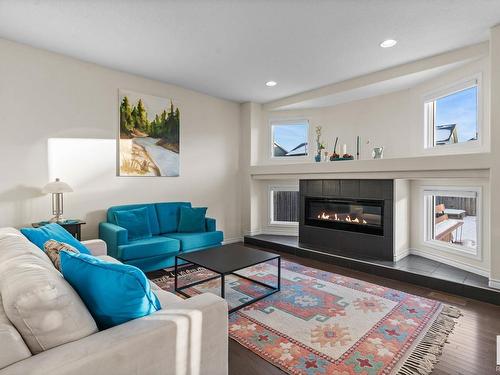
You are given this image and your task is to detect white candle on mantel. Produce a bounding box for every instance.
[342,144,347,155]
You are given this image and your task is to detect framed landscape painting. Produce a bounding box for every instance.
[118,89,180,176]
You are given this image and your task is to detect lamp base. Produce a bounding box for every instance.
[49,215,66,223]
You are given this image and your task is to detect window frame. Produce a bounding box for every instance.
[422,186,482,260]
[268,184,300,227]
[270,119,310,160]
[423,74,482,153]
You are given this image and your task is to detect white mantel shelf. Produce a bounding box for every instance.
[250,153,491,180]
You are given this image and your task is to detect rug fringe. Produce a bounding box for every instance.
[397,305,462,375]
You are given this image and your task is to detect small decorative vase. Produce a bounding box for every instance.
[372,147,384,159]
[315,154,321,162]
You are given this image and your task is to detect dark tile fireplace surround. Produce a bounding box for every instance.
[299,179,393,261]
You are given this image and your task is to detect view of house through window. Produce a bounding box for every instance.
[425,81,478,148]
[425,189,479,254]
[271,120,309,157]
[271,189,299,223]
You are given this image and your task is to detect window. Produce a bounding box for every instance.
[269,186,299,225]
[271,120,309,158]
[423,188,480,257]
[424,78,480,149]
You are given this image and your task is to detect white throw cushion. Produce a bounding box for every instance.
[0,296,31,369]
[0,254,98,354]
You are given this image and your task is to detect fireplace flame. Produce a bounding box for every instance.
[317,212,368,225]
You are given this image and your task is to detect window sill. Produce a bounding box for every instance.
[421,141,485,156]
[269,222,299,227]
[423,240,480,261]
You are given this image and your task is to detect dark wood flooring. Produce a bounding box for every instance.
[229,245,500,375]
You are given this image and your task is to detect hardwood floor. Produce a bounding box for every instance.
[229,248,500,375]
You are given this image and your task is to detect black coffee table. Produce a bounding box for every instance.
[175,244,281,314]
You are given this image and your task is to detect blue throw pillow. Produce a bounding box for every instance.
[177,206,207,233]
[20,223,91,254]
[60,251,161,329]
[114,207,152,241]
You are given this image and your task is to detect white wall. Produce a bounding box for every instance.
[256,58,490,164]
[488,25,500,287]
[0,38,242,241]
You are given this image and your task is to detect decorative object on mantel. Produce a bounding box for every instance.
[356,135,360,160]
[329,139,354,161]
[42,178,73,223]
[372,146,384,159]
[153,259,461,375]
[329,136,340,160]
[314,126,325,162]
[322,150,329,162]
[338,154,354,160]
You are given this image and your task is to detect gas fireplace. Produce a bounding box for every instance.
[305,197,384,236]
[299,179,394,261]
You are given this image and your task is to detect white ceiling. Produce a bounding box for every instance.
[275,60,471,110]
[1,1,499,103]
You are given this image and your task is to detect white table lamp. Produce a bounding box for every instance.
[42,178,73,223]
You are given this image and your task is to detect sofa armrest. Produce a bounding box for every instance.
[205,217,216,232]
[81,239,107,256]
[98,222,128,259]
[0,293,228,375]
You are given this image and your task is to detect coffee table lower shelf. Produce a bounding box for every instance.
[174,256,281,314]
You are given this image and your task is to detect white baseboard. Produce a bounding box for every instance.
[261,226,298,236]
[394,248,410,262]
[222,237,243,245]
[488,278,500,290]
[244,229,263,237]
[409,248,489,277]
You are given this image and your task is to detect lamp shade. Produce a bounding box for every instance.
[42,178,73,194]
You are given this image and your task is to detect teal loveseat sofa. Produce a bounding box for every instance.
[99,202,223,272]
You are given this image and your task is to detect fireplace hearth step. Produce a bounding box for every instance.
[244,234,500,306]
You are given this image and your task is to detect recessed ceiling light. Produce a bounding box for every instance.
[266,81,277,87]
[380,39,397,48]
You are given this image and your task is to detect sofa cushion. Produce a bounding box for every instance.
[0,228,53,266]
[163,231,223,251]
[155,202,191,234]
[118,236,180,261]
[154,288,184,308]
[107,203,160,235]
[60,252,162,330]
[114,207,152,241]
[0,296,31,369]
[0,254,98,354]
[177,206,207,233]
[20,223,91,255]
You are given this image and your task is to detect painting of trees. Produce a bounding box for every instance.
[118,90,180,177]
[119,96,180,149]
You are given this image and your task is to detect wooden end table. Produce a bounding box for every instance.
[32,220,86,240]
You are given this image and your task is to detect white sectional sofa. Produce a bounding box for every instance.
[0,227,228,375]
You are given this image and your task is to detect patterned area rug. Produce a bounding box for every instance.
[150,260,460,375]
